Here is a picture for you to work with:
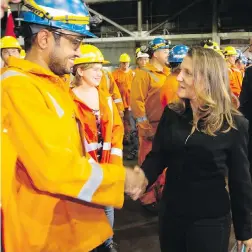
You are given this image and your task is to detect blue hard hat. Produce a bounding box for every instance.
[21,0,96,37]
[236,49,242,58]
[168,44,189,63]
[241,55,248,65]
[149,37,170,51]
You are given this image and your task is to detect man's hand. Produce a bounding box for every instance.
[237,239,252,252]
[119,111,124,118]
[125,166,148,200]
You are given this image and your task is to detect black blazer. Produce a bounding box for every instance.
[142,103,252,240]
[240,66,252,177]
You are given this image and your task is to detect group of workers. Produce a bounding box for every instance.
[1,0,252,252]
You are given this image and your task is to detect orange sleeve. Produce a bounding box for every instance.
[228,69,241,97]
[109,100,124,166]
[108,72,124,113]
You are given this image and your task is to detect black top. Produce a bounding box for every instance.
[240,66,252,177]
[142,103,252,240]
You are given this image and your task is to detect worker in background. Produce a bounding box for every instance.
[112,53,135,144]
[1,1,147,251]
[243,39,252,59]
[71,44,124,252]
[0,36,21,67]
[135,47,149,71]
[125,48,149,160]
[223,46,243,97]
[202,40,223,55]
[160,44,189,108]
[235,49,248,77]
[100,68,125,118]
[131,37,170,212]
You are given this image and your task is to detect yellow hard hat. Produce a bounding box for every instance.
[119,53,131,63]
[74,44,110,65]
[20,49,26,59]
[223,46,238,56]
[203,41,220,51]
[0,36,22,50]
[135,48,141,54]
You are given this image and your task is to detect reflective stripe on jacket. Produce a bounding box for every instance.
[1,57,125,252]
[100,70,124,113]
[71,88,124,166]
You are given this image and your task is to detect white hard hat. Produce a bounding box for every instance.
[136,51,149,59]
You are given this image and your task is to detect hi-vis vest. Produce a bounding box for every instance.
[1,57,125,252]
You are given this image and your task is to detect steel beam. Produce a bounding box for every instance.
[145,0,201,36]
[88,7,136,37]
[84,33,212,43]
[84,32,252,43]
[212,0,220,44]
[219,32,252,39]
[137,0,142,36]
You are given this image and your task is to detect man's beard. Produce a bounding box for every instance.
[48,51,69,76]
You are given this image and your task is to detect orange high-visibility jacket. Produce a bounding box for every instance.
[1,57,125,252]
[227,63,243,97]
[160,73,179,108]
[130,63,170,137]
[71,88,124,166]
[112,68,135,109]
[100,70,124,114]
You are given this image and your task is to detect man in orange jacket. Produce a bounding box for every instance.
[112,53,135,144]
[1,1,147,252]
[160,44,189,108]
[126,49,149,160]
[131,37,170,211]
[223,46,243,97]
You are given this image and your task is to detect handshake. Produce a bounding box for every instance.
[124,166,148,200]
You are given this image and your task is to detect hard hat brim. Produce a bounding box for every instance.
[74,58,110,65]
[22,11,97,38]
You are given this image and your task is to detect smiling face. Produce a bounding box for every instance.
[77,63,103,87]
[176,56,197,100]
[46,29,84,75]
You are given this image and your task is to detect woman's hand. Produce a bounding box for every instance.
[237,239,252,252]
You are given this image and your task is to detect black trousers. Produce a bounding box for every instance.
[159,212,231,252]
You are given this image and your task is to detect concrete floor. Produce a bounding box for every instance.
[113,157,237,252]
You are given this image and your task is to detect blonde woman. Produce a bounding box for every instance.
[71,44,123,252]
[135,47,252,252]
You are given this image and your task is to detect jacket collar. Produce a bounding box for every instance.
[144,63,170,75]
[8,56,69,90]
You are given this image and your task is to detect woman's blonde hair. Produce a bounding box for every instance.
[71,63,95,87]
[169,46,241,136]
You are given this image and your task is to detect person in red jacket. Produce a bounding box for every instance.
[71,44,124,252]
